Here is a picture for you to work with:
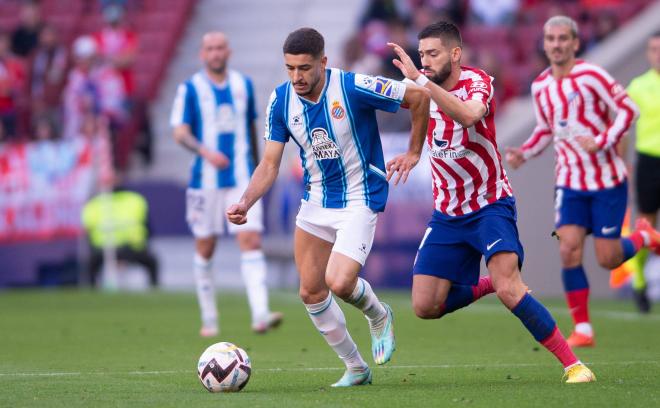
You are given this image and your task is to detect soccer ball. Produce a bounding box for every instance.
[197,342,252,392]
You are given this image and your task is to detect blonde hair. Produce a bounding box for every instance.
[544,15,579,38]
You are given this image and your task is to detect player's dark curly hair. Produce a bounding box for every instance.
[418,21,462,48]
[283,27,325,58]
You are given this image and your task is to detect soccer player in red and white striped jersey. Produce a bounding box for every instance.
[506,16,660,348]
[389,21,595,383]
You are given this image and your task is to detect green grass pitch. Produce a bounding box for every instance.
[1,290,659,407]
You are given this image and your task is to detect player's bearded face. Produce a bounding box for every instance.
[419,38,455,85]
[284,53,327,97]
[543,25,579,66]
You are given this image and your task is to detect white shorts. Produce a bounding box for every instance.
[295,200,377,265]
[186,187,263,238]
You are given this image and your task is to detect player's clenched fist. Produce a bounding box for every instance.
[226,203,248,225]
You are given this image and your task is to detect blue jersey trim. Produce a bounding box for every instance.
[340,72,370,208]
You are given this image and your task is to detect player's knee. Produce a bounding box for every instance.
[494,280,522,307]
[412,298,443,319]
[325,274,354,300]
[299,287,329,305]
[559,242,581,266]
[595,251,619,269]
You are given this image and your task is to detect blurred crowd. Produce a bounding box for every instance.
[0,0,151,175]
[341,0,649,108]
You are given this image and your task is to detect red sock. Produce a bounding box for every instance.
[628,230,647,251]
[472,276,494,300]
[541,327,579,368]
[565,288,590,326]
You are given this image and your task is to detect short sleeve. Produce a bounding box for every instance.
[170,82,195,127]
[350,72,406,113]
[264,90,290,143]
[466,76,493,107]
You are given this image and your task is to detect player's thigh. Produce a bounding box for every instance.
[294,226,333,303]
[413,224,482,286]
[186,188,222,237]
[225,186,264,235]
[555,187,591,232]
[591,182,627,239]
[473,206,524,271]
[333,207,378,267]
[411,274,452,312]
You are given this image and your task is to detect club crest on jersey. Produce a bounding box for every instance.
[331,101,345,120]
[311,128,341,160]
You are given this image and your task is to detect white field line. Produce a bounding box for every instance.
[1,360,658,378]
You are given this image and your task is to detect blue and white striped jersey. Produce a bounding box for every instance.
[170,69,257,189]
[265,68,406,212]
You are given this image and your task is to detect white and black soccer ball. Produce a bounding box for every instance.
[197,342,251,392]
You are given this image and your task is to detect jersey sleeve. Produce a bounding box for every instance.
[350,72,406,113]
[169,82,195,127]
[521,89,554,160]
[246,77,258,122]
[466,75,493,111]
[584,68,639,150]
[264,90,290,143]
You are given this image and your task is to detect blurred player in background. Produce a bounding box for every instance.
[227,27,430,387]
[626,30,660,313]
[506,16,659,347]
[389,21,594,383]
[170,32,282,337]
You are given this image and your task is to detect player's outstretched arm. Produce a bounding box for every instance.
[387,42,485,128]
[173,124,229,169]
[386,83,430,185]
[227,140,285,225]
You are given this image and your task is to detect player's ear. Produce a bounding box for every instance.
[320,55,328,68]
[452,47,462,64]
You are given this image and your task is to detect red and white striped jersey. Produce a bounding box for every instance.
[521,60,639,191]
[426,66,513,216]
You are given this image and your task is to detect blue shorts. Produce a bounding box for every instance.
[554,181,627,238]
[413,196,525,286]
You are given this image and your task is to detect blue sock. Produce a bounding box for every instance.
[441,284,474,315]
[511,293,556,342]
[561,265,589,292]
[621,238,637,262]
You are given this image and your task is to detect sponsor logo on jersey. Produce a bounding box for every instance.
[290,114,303,127]
[355,74,403,100]
[470,80,488,91]
[430,134,472,159]
[331,101,345,120]
[311,128,341,160]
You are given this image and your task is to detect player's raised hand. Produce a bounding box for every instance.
[386,152,420,186]
[505,147,525,169]
[575,135,599,153]
[226,202,248,225]
[387,42,421,81]
[200,146,230,169]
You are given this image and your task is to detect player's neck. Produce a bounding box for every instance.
[440,67,461,91]
[206,69,228,85]
[300,72,327,103]
[551,58,576,79]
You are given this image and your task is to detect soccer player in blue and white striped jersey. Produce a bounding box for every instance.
[227,28,430,387]
[171,32,282,338]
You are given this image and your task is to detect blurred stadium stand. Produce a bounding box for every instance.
[1,0,658,297]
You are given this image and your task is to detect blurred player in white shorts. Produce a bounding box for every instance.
[171,32,282,337]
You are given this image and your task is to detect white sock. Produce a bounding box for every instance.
[564,360,583,372]
[194,253,217,328]
[575,322,593,337]
[305,293,367,370]
[345,278,387,327]
[241,250,270,324]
